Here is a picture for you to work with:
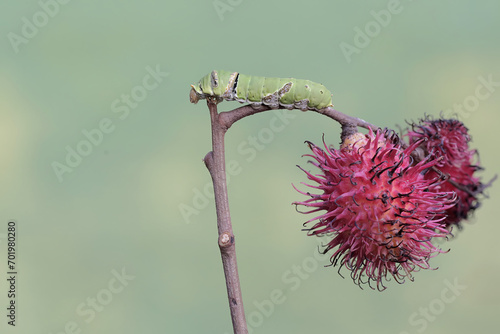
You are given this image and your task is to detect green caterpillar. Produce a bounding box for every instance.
[189,70,333,111]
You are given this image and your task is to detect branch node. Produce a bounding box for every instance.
[219,232,234,248]
[204,151,214,170]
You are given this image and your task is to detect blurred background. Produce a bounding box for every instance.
[1,0,499,333]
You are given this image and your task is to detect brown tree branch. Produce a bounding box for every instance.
[204,98,248,334]
[218,105,378,132]
[320,106,378,131]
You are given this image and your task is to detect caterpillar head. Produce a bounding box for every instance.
[189,85,201,104]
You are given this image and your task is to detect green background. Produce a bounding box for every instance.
[1,0,499,333]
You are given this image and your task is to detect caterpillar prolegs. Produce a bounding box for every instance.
[189,70,333,111]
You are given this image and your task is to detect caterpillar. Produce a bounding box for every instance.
[189,70,333,111]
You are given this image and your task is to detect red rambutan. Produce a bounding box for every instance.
[407,117,489,226]
[294,129,456,290]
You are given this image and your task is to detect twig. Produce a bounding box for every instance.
[320,106,378,131]
[218,105,378,131]
[204,98,248,334]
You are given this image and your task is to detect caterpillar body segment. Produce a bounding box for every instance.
[190,70,333,111]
